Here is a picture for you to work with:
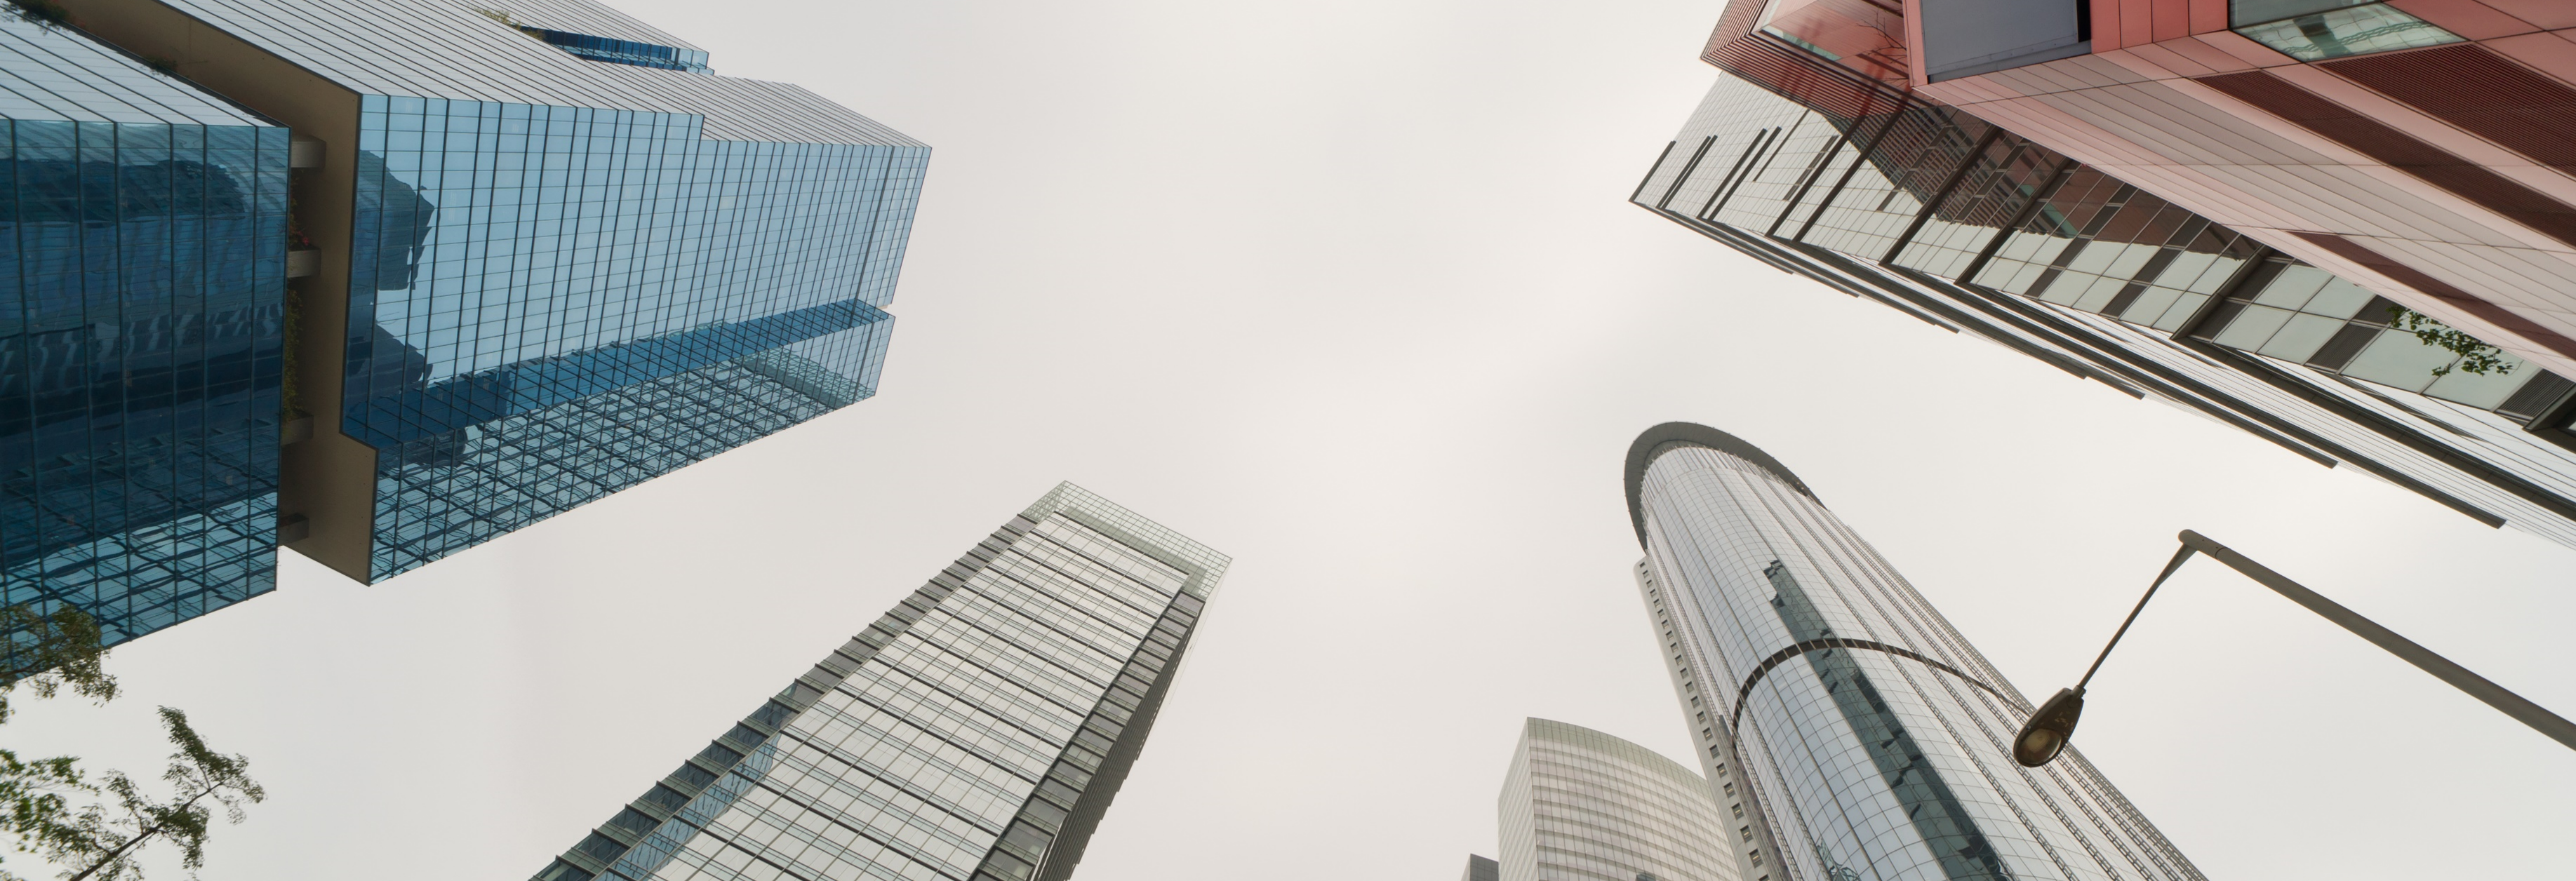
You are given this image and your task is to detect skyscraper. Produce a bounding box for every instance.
[1711,0,2576,379]
[1900,0,2576,380]
[1625,422,2201,881]
[1460,854,1500,881]
[1494,718,1740,881]
[1638,12,2576,551]
[10,0,925,641]
[530,483,1224,881]
[0,14,291,643]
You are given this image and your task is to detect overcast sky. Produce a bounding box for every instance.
[12,0,2575,878]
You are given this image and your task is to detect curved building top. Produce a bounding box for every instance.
[1624,422,1815,549]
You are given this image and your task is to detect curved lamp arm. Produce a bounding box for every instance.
[2013,530,2576,767]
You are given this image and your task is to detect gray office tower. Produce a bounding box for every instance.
[532,483,1225,881]
[1494,718,1739,881]
[1624,424,2201,881]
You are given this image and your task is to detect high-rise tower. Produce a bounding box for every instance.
[1639,4,2576,552]
[1493,718,1739,881]
[7,0,926,643]
[0,14,291,643]
[530,483,1223,881]
[1624,423,2201,881]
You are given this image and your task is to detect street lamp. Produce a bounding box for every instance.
[2012,530,2576,768]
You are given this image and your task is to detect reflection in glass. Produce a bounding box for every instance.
[0,16,288,644]
[2234,2,2462,62]
[1766,560,2007,880]
[339,95,925,581]
[1760,0,1911,86]
[1637,56,2576,555]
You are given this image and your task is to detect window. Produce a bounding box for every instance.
[1724,782,1736,797]
[2231,1,2460,60]
[1740,825,1753,842]
[1749,849,1763,866]
[1731,802,1744,819]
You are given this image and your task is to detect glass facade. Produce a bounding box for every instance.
[530,483,1227,881]
[78,0,928,583]
[342,93,915,579]
[0,15,289,644]
[1635,59,2576,550]
[516,27,713,74]
[1626,424,2203,881]
[1495,718,1740,881]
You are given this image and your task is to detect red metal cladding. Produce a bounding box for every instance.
[1704,0,1773,63]
[1709,35,1910,126]
[2293,231,2576,359]
[1756,0,1910,86]
[2322,43,2576,173]
[2197,70,2576,248]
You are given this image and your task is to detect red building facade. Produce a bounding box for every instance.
[1641,0,2576,551]
[1723,0,2576,378]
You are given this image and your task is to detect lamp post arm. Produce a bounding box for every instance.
[2176,530,2576,752]
[2074,543,2198,692]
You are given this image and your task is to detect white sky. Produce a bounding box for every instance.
[11,0,2575,878]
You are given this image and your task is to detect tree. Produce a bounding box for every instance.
[2387,306,2515,379]
[13,708,262,881]
[4,0,72,28]
[0,751,86,881]
[0,608,260,880]
[0,607,119,725]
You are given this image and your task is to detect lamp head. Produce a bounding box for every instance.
[2014,687,2086,767]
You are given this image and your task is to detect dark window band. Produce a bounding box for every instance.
[2290,231,2576,361]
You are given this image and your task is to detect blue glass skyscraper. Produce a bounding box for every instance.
[41,0,924,610]
[0,14,289,645]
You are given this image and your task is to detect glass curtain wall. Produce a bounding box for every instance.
[102,0,933,584]
[0,16,289,644]
[530,483,1227,881]
[1633,53,2576,550]
[1495,718,1741,881]
[1629,427,2203,881]
[344,95,920,579]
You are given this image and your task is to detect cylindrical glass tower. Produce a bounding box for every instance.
[1624,423,2203,881]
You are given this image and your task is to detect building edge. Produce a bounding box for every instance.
[1624,422,1815,550]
